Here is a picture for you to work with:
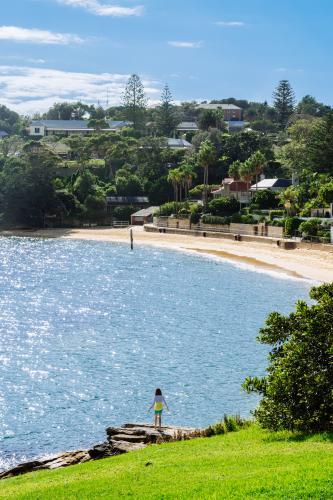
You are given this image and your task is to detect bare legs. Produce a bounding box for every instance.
[154,412,162,429]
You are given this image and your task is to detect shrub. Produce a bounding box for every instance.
[158,201,191,217]
[250,189,279,209]
[205,415,252,437]
[284,216,301,237]
[201,215,230,225]
[190,204,202,224]
[113,205,136,222]
[189,184,220,198]
[299,218,321,237]
[208,197,240,217]
[269,209,285,221]
[243,283,333,432]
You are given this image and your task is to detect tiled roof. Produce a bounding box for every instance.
[167,138,192,148]
[197,103,242,110]
[131,206,159,217]
[30,120,131,130]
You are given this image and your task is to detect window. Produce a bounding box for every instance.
[34,128,40,134]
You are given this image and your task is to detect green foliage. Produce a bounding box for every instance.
[204,415,252,437]
[156,84,178,136]
[208,197,240,216]
[189,203,202,224]
[250,189,279,209]
[284,216,301,236]
[122,74,147,130]
[273,80,296,128]
[115,174,143,196]
[158,201,191,216]
[113,205,136,222]
[0,105,21,134]
[73,170,98,203]
[201,214,230,225]
[189,184,220,198]
[243,283,333,432]
[269,209,285,220]
[299,218,322,237]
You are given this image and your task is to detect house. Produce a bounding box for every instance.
[0,130,9,139]
[106,196,149,213]
[250,178,292,193]
[27,120,132,137]
[196,103,243,121]
[176,122,199,133]
[225,120,246,132]
[131,206,159,226]
[212,178,251,204]
[167,138,192,149]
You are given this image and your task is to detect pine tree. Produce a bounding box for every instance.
[122,74,147,130]
[156,84,178,136]
[273,80,296,129]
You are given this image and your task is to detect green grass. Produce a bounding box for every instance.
[1,426,332,499]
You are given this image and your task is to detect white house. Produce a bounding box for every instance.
[27,120,132,137]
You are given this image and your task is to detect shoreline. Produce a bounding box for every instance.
[1,226,333,282]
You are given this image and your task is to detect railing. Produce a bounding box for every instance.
[113,221,130,228]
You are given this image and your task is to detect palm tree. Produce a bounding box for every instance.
[228,160,242,180]
[167,168,182,213]
[239,159,254,185]
[197,140,217,206]
[179,162,197,200]
[248,151,267,189]
[279,186,299,215]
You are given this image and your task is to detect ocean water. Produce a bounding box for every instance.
[0,237,310,471]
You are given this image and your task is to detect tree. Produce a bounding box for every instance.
[243,283,333,432]
[228,160,242,180]
[0,155,59,226]
[179,161,197,200]
[198,110,227,132]
[208,197,240,216]
[122,74,147,130]
[0,105,21,134]
[167,167,182,208]
[247,151,267,188]
[239,159,254,185]
[44,102,88,120]
[297,95,331,117]
[273,80,296,129]
[279,186,300,215]
[250,189,279,209]
[156,84,178,136]
[197,140,217,205]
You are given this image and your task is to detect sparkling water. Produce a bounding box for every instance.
[0,237,310,471]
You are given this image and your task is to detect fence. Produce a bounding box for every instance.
[153,217,284,238]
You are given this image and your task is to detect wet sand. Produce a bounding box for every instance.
[2,226,333,282]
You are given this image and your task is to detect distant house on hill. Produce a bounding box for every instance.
[197,103,243,121]
[212,178,251,204]
[176,121,199,133]
[250,178,292,193]
[27,120,132,137]
[167,138,192,149]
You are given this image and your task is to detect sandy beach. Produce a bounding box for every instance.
[3,226,333,283]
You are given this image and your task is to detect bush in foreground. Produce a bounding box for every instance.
[243,283,333,432]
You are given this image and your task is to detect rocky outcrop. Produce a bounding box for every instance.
[0,423,202,480]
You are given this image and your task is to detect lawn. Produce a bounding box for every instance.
[1,426,332,499]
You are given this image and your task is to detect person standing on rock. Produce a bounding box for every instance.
[149,388,169,429]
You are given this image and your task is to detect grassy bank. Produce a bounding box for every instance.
[1,426,332,499]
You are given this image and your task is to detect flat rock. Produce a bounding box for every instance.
[111,434,146,443]
[110,440,147,454]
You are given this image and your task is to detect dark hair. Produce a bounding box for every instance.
[155,388,162,396]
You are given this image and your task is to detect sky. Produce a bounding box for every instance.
[0,0,332,115]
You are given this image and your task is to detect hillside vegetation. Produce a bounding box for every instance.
[1,426,332,499]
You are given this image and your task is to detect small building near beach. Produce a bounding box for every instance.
[250,178,292,192]
[212,178,251,204]
[131,206,159,226]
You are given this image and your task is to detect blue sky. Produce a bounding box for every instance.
[0,0,332,114]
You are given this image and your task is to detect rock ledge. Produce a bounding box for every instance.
[0,424,202,480]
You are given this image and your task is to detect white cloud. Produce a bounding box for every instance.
[168,41,203,49]
[0,26,83,45]
[0,65,159,115]
[215,21,245,27]
[57,0,143,17]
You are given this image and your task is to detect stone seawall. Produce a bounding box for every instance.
[0,424,202,480]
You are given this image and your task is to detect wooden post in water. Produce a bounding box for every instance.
[130,228,134,250]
